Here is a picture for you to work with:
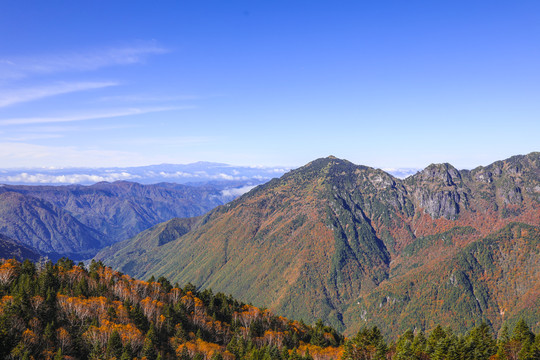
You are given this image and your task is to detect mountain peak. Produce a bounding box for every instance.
[98,152,540,337]
[410,162,462,187]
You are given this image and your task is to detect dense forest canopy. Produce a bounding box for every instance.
[0,258,539,360]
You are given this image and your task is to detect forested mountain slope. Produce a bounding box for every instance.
[0,191,107,259]
[1,181,233,242]
[0,233,42,262]
[1,258,539,360]
[0,181,247,259]
[100,153,539,336]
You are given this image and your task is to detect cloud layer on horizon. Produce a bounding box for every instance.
[0,163,291,185]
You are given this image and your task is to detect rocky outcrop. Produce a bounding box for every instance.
[405,163,470,219]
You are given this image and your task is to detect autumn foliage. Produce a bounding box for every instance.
[0,258,343,359]
[1,257,538,359]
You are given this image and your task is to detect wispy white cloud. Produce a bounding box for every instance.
[21,123,141,133]
[2,133,63,141]
[382,167,421,179]
[0,43,169,79]
[0,106,184,125]
[97,94,199,103]
[220,185,257,198]
[0,81,118,108]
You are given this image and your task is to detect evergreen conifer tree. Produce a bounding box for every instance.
[106,329,123,359]
[142,329,158,360]
[54,348,63,360]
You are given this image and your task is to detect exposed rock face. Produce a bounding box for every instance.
[405,163,470,220]
[405,153,540,219]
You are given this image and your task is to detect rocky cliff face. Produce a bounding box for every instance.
[405,153,540,221]
[466,153,540,208]
[405,163,470,220]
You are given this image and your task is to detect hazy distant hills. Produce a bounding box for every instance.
[0,162,290,185]
[0,233,42,262]
[98,152,539,337]
[0,181,256,260]
[0,191,107,258]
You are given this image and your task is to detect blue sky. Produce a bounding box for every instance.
[0,1,538,170]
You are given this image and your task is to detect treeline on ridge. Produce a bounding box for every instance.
[0,258,343,360]
[0,258,538,360]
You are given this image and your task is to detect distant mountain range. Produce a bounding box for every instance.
[0,161,419,186]
[96,152,540,337]
[0,181,257,260]
[0,162,291,185]
[0,233,42,262]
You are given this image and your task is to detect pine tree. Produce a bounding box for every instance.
[529,334,540,360]
[106,329,123,359]
[517,338,532,360]
[395,339,413,360]
[281,346,290,360]
[89,342,103,360]
[290,348,301,360]
[120,349,132,360]
[54,348,63,360]
[74,277,89,297]
[44,322,56,348]
[497,324,511,360]
[412,330,427,358]
[121,341,133,360]
[227,335,243,359]
[432,336,452,360]
[343,326,387,360]
[129,303,149,332]
[142,333,157,360]
[513,319,535,344]
[466,322,496,359]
